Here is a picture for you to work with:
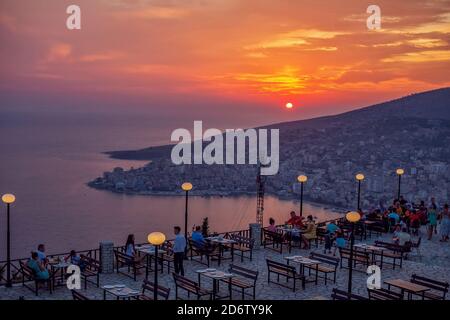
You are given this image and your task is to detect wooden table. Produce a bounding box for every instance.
[103,285,140,300]
[385,279,430,300]
[136,245,166,279]
[285,256,321,284]
[196,269,234,300]
[49,261,70,289]
[354,243,386,268]
[205,237,237,263]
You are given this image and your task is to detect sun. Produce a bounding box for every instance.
[285,102,293,109]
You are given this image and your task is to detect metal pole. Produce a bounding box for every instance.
[300,182,304,217]
[6,203,11,287]
[397,175,401,200]
[184,190,189,258]
[348,222,355,294]
[154,245,158,300]
[357,180,361,211]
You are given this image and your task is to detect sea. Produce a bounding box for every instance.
[0,107,340,259]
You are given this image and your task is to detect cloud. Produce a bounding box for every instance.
[46,43,72,62]
[382,50,450,63]
[0,14,17,32]
[245,29,348,49]
[79,52,125,62]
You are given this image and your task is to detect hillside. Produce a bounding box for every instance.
[93,87,450,208]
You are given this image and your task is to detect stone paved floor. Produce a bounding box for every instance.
[1,227,449,300]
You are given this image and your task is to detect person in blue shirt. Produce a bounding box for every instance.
[173,226,186,276]
[192,226,206,247]
[387,211,400,232]
[27,251,50,280]
[324,221,340,254]
[37,244,48,265]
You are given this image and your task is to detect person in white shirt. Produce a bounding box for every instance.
[173,226,186,276]
[393,227,411,246]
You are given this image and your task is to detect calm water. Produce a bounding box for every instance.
[0,108,340,259]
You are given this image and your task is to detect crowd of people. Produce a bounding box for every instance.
[365,197,450,242]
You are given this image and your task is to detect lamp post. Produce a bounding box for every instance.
[297,175,307,217]
[355,174,364,211]
[2,193,15,288]
[396,169,404,201]
[181,182,192,256]
[147,232,166,300]
[346,211,361,294]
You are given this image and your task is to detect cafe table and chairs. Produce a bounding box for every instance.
[205,236,237,262]
[102,284,140,300]
[284,255,321,285]
[196,268,234,300]
[135,244,166,278]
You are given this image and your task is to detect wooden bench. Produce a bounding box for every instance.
[220,264,258,300]
[367,288,403,300]
[79,254,101,289]
[188,239,221,267]
[173,273,212,300]
[410,274,449,300]
[306,252,339,284]
[339,248,371,271]
[136,279,170,300]
[331,288,367,300]
[374,241,407,269]
[114,250,146,281]
[71,289,90,300]
[266,259,305,292]
[262,229,288,254]
[228,234,254,262]
[19,260,53,296]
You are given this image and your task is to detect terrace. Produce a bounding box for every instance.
[1,218,449,300]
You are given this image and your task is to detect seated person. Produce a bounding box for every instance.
[27,251,50,280]
[286,211,304,228]
[301,215,317,249]
[267,218,277,233]
[393,227,411,246]
[125,234,145,266]
[65,250,86,271]
[37,244,48,265]
[191,226,206,247]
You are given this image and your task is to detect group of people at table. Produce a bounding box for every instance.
[27,244,84,281]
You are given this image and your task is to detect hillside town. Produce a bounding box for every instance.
[89,116,450,209]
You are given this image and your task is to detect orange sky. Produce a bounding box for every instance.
[0,0,449,125]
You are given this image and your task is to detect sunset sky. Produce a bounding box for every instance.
[1,0,449,127]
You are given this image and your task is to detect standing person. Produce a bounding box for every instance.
[173,226,186,276]
[324,221,339,254]
[333,230,346,256]
[427,205,438,240]
[439,204,450,242]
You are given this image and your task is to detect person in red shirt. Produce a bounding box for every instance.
[286,211,304,228]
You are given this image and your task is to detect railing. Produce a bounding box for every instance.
[0,216,345,287]
[0,248,99,286]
